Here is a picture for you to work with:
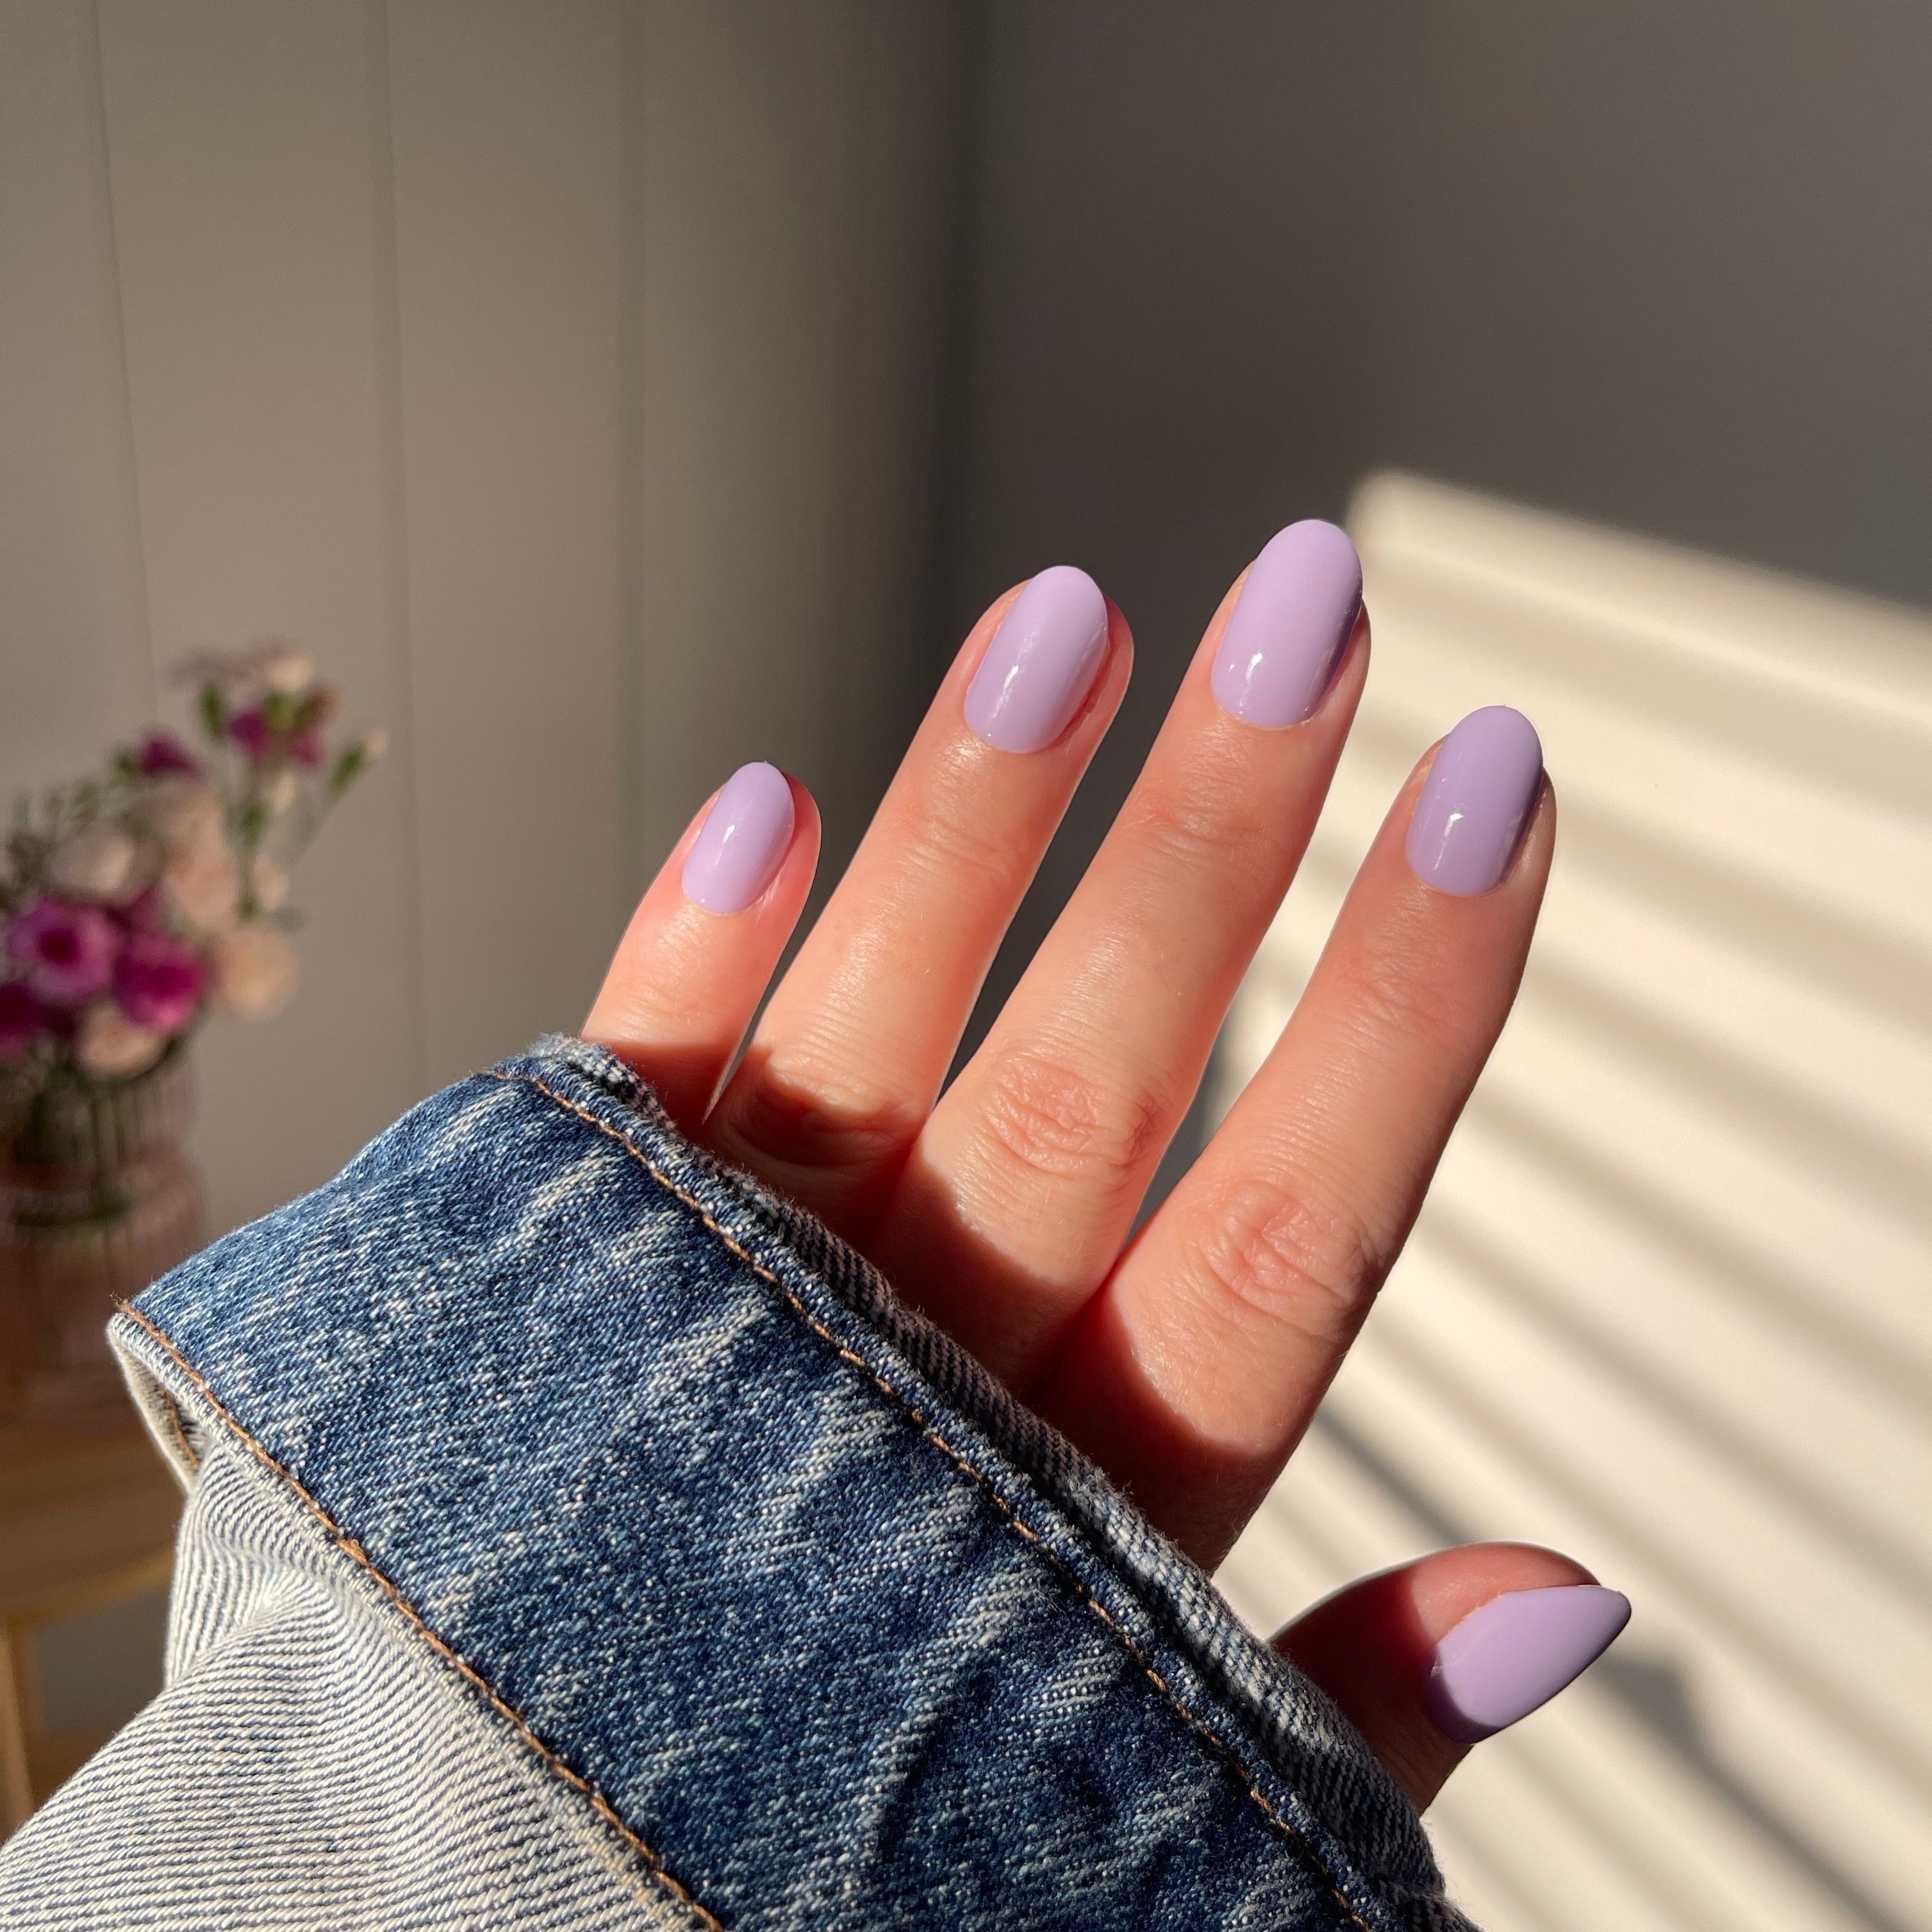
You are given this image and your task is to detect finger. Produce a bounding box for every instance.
[1039,709,1553,1566]
[871,523,1367,1385]
[583,763,820,1131]
[1275,1544,1628,1810]
[704,570,1131,1237]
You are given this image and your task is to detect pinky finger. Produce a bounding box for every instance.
[583,762,820,1130]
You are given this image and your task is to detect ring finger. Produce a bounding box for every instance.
[702,569,1132,1239]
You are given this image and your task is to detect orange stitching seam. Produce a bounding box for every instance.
[495,1069,1376,1932]
[113,1301,725,1932]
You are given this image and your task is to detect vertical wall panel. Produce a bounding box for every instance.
[636,0,865,873]
[93,0,425,1234]
[813,0,977,860]
[0,0,154,797]
[633,0,972,899]
[387,0,625,1084]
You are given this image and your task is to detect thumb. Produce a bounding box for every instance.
[1273,1542,1630,1810]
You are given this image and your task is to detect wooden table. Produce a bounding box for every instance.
[0,1422,181,1833]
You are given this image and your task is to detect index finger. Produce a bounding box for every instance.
[1036,709,1553,1568]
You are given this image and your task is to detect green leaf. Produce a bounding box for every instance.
[200,683,227,740]
[327,745,367,797]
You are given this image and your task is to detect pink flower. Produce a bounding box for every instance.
[136,731,202,778]
[114,886,167,933]
[288,727,324,769]
[6,899,119,1005]
[0,980,48,1058]
[112,929,206,1034]
[227,708,274,761]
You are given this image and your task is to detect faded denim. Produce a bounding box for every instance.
[1,1035,1471,1931]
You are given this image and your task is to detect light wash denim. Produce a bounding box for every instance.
[0,1035,1472,1931]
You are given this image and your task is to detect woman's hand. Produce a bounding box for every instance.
[584,522,1627,1810]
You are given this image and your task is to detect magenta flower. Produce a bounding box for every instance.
[136,730,202,777]
[288,727,324,770]
[6,899,119,1005]
[0,980,48,1058]
[113,886,167,933]
[227,708,274,761]
[112,929,206,1034]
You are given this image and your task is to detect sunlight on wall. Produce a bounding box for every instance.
[1216,474,1932,1932]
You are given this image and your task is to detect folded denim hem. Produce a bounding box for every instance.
[105,1034,1470,1932]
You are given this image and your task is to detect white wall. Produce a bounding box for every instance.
[1218,476,1932,1932]
[0,0,973,1237]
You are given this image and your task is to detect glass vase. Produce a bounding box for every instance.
[0,1045,205,1433]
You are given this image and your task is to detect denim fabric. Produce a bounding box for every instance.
[2,1035,1471,1932]
[1,1434,686,1930]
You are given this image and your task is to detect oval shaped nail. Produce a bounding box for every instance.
[964,564,1110,753]
[681,762,795,914]
[1212,518,1363,728]
[1426,1584,1631,1743]
[1406,705,1544,895]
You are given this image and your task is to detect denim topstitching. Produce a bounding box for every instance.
[114,1300,725,1932]
[495,1068,1380,1932]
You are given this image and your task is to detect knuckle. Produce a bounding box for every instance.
[1127,782,1262,876]
[1190,1177,1387,1346]
[716,1063,921,1184]
[974,1045,1167,1201]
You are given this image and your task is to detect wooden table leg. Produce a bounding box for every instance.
[0,1621,37,1836]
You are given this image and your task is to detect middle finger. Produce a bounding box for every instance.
[869,522,1367,1386]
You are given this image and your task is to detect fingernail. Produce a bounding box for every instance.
[1405,705,1544,895]
[681,762,795,914]
[1426,1585,1631,1743]
[964,565,1110,752]
[1211,519,1362,727]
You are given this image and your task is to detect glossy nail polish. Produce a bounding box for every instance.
[1426,1585,1631,1743]
[1405,706,1544,895]
[1211,520,1362,727]
[965,565,1110,753]
[681,762,795,914]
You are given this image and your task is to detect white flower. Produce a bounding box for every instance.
[209,924,297,1020]
[260,644,314,696]
[164,838,240,933]
[262,768,299,816]
[48,820,137,897]
[356,728,388,762]
[75,1002,166,1079]
[144,778,224,854]
[248,854,288,912]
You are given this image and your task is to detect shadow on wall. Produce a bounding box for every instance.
[1323,1409,1911,1932]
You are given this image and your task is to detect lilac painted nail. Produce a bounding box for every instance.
[1212,520,1363,728]
[1405,705,1544,895]
[964,565,1110,753]
[681,762,795,914]
[1427,1585,1631,1744]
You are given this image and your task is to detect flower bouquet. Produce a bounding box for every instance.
[0,641,379,1423]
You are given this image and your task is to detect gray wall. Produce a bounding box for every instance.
[945,0,1932,1065]
[0,0,974,1236]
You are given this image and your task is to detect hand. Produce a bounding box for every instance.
[585,523,1627,1810]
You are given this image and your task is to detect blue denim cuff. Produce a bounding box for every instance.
[108,1034,1467,1931]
